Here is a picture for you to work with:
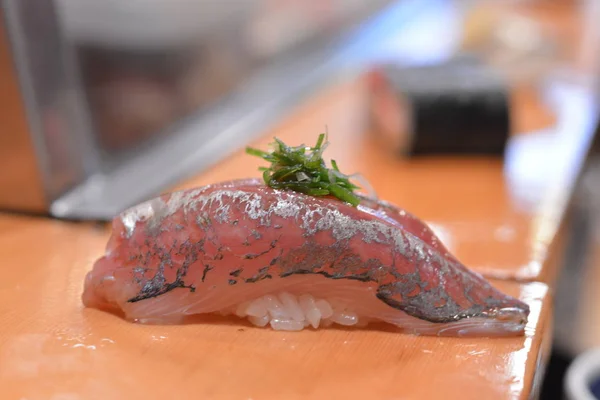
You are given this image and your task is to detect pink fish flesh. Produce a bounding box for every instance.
[82,179,529,337]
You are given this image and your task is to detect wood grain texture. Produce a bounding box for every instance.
[0,214,551,400]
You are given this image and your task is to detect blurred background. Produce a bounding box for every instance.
[1,0,600,398]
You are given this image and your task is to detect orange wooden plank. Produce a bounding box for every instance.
[0,214,551,400]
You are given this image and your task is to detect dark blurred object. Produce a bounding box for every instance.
[541,349,573,400]
[367,58,510,157]
[64,0,391,164]
[0,0,398,219]
[538,78,600,399]
[77,41,252,157]
[0,0,91,215]
[565,348,600,400]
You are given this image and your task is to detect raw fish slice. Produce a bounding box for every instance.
[82,179,529,337]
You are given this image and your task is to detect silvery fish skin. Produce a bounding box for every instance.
[82,179,529,337]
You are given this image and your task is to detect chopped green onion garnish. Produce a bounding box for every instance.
[331,159,340,172]
[246,133,361,206]
[314,133,325,150]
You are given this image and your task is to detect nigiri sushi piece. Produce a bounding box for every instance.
[83,174,529,336]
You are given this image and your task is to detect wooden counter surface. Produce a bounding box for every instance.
[0,2,593,399]
[0,214,552,400]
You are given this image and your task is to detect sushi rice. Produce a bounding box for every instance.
[230,292,365,331]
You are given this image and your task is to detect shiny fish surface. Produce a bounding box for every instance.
[82,179,529,337]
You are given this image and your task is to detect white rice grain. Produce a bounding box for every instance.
[235,301,251,317]
[315,299,333,319]
[270,318,304,331]
[299,294,321,328]
[264,294,287,319]
[228,292,364,331]
[279,292,304,322]
[245,298,267,318]
[248,314,269,327]
[331,310,359,326]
